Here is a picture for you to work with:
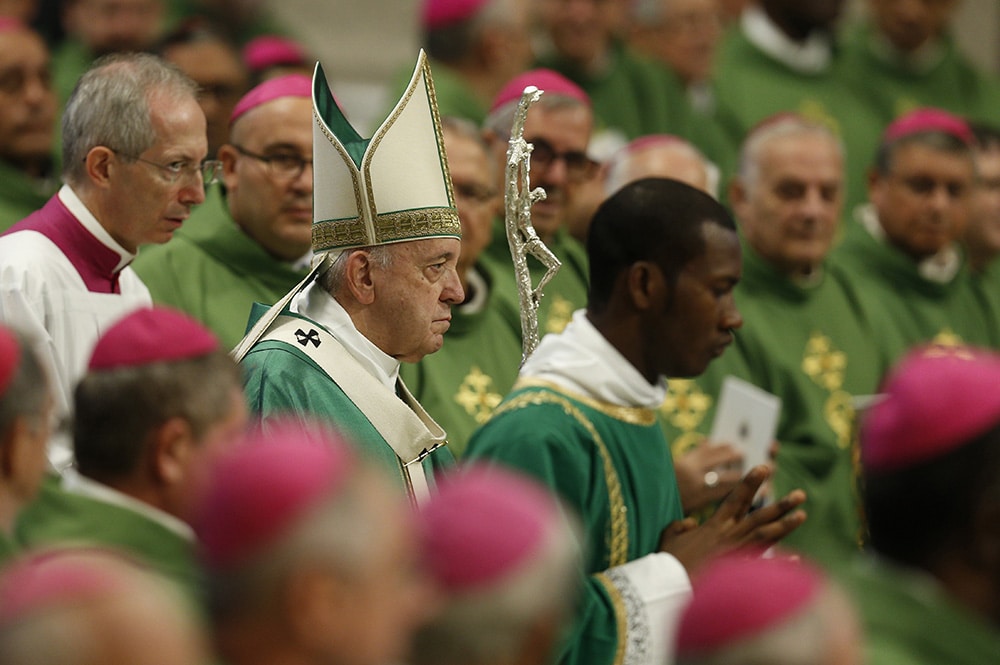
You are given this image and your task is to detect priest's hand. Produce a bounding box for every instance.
[656,465,807,575]
[673,440,744,514]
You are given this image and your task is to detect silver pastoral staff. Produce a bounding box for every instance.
[505,86,561,365]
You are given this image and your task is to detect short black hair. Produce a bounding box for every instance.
[586,177,736,312]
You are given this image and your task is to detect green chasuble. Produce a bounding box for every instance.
[838,23,1000,128]
[0,159,58,233]
[536,41,691,142]
[132,186,309,349]
[711,25,884,214]
[971,259,1000,348]
[17,476,201,605]
[836,555,1000,665]
[661,243,889,562]
[241,310,454,494]
[480,223,590,337]
[399,264,523,458]
[830,212,997,365]
[467,381,685,665]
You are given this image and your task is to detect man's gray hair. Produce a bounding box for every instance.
[318,245,395,297]
[737,115,843,193]
[62,52,198,186]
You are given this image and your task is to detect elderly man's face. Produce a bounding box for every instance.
[0,28,55,170]
[445,130,497,278]
[867,0,958,53]
[65,0,164,54]
[222,95,313,262]
[733,131,843,277]
[637,0,722,86]
[541,0,623,65]
[869,142,974,261]
[964,146,1000,266]
[107,89,208,252]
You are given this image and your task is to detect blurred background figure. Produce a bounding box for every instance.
[0,548,208,665]
[0,326,50,565]
[413,465,581,665]
[0,18,58,232]
[964,123,1000,276]
[158,19,250,158]
[242,34,312,84]
[843,347,1000,663]
[604,134,719,199]
[674,552,862,665]
[18,307,246,605]
[195,423,436,665]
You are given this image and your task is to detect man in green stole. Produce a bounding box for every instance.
[467,178,808,665]
[839,348,1000,664]
[18,308,248,607]
[235,51,463,503]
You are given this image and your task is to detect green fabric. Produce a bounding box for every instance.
[710,26,885,215]
[836,555,1000,664]
[829,221,997,365]
[51,39,91,111]
[838,23,1000,127]
[466,383,684,665]
[17,476,202,606]
[0,159,58,233]
[660,242,889,562]
[241,311,453,489]
[132,186,308,349]
[387,60,487,126]
[399,264,523,458]
[971,259,1000,346]
[480,223,590,337]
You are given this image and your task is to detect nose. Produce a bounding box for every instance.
[801,186,827,221]
[722,297,743,332]
[441,265,464,305]
[292,160,314,193]
[180,177,206,206]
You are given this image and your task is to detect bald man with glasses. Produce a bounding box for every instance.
[134,74,314,348]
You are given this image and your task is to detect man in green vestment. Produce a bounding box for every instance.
[963,123,1000,344]
[830,108,995,362]
[18,308,248,606]
[467,178,808,665]
[133,74,313,348]
[0,21,59,232]
[838,348,1000,664]
[0,326,51,564]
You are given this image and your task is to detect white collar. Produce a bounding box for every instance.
[61,469,194,541]
[742,5,833,74]
[855,203,962,283]
[520,309,668,409]
[291,280,400,392]
[458,266,488,314]
[58,184,135,273]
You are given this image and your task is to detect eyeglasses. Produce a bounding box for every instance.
[527,137,597,183]
[114,150,222,186]
[232,145,312,180]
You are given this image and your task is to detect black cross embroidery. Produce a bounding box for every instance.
[295,328,321,348]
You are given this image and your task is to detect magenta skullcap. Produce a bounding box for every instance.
[194,421,357,570]
[418,465,560,592]
[0,17,25,32]
[676,553,824,655]
[0,325,20,399]
[230,73,312,125]
[421,0,490,29]
[242,35,308,73]
[490,69,590,114]
[882,108,974,145]
[862,346,1000,472]
[88,307,219,371]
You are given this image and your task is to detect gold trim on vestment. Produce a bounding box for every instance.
[514,378,658,426]
[491,385,629,567]
[594,572,628,665]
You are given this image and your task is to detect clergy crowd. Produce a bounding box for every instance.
[0,0,999,664]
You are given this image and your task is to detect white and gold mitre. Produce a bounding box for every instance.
[311,50,461,254]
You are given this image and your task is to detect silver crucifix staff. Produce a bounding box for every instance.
[505,86,561,365]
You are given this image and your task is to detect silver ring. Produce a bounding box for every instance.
[703,470,720,489]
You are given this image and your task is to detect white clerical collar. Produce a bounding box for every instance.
[458,266,488,314]
[61,469,194,541]
[292,280,400,392]
[520,309,668,409]
[742,5,833,74]
[58,185,135,273]
[855,203,961,283]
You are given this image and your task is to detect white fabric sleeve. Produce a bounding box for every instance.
[596,552,692,665]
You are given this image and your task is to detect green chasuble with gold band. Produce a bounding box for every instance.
[17,474,201,605]
[467,312,691,665]
[830,208,998,365]
[399,264,523,458]
[835,555,1000,665]
[660,243,889,563]
[132,186,309,349]
[481,223,590,338]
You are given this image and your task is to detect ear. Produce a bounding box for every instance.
[217,144,240,190]
[728,177,748,224]
[866,167,883,205]
[625,260,668,312]
[149,417,195,487]
[84,146,116,188]
[343,250,378,305]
